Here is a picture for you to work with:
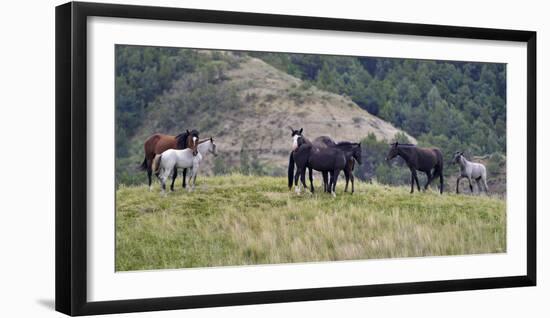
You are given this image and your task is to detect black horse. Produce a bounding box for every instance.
[287,129,358,193]
[316,142,362,194]
[344,159,356,193]
[292,135,362,196]
[288,128,306,189]
[385,142,444,194]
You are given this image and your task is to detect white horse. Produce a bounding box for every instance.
[152,138,217,194]
[452,151,488,194]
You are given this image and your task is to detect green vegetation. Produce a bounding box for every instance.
[115,46,506,192]
[356,132,506,193]
[116,46,201,157]
[487,153,506,176]
[114,48,508,271]
[116,175,506,271]
[356,132,411,184]
[252,52,506,155]
[115,47,244,184]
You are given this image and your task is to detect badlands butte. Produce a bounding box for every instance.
[126,53,415,177]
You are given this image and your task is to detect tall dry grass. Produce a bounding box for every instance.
[116,174,506,271]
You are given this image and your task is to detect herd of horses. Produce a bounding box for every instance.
[139,129,218,193]
[139,128,489,196]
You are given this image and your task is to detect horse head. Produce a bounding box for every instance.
[385,142,399,161]
[291,127,304,151]
[187,132,199,156]
[451,151,464,164]
[208,137,218,157]
[290,127,303,137]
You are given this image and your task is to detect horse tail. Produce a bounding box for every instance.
[288,152,295,190]
[152,154,162,176]
[435,149,444,193]
[482,166,489,193]
[139,157,148,171]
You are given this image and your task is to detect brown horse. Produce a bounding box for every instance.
[140,129,199,191]
[385,142,444,194]
[288,130,358,194]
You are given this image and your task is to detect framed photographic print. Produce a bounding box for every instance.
[55,1,536,316]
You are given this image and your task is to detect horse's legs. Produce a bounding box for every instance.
[294,165,302,194]
[322,171,329,192]
[294,164,301,187]
[299,169,307,193]
[351,175,355,194]
[160,171,168,195]
[187,169,194,192]
[349,160,355,194]
[424,170,433,191]
[343,167,350,193]
[182,168,187,188]
[328,171,335,196]
[170,167,177,192]
[350,170,355,194]
[475,178,483,194]
[329,172,333,193]
[468,177,474,193]
[456,176,462,194]
[309,167,314,193]
[483,176,489,193]
[409,169,420,193]
[191,167,198,191]
[331,169,340,197]
[147,166,153,191]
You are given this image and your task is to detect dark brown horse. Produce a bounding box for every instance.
[385,142,444,194]
[140,129,199,191]
[288,128,306,189]
[344,159,356,193]
[314,142,362,194]
[287,129,358,194]
[292,135,362,197]
[312,137,358,194]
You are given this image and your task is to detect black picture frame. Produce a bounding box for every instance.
[55,1,536,316]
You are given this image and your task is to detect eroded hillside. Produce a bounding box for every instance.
[128,53,415,176]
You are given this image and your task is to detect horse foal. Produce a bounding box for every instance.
[452,152,489,194]
[152,138,217,195]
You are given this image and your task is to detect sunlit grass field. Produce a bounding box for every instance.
[115,174,506,271]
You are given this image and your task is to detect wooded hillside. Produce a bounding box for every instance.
[115,46,506,192]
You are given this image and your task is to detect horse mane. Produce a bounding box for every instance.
[176,130,200,149]
[175,131,189,149]
[296,135,310,145]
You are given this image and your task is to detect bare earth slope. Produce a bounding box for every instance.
[133,55,416,175]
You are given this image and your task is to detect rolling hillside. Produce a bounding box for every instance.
[122,52,415,179]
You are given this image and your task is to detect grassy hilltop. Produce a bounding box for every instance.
[116,175,506,271]
[115,47,507,194]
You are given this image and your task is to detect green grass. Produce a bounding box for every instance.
[116,174,506,271]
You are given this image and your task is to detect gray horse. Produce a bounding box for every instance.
[452,151,489,194]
